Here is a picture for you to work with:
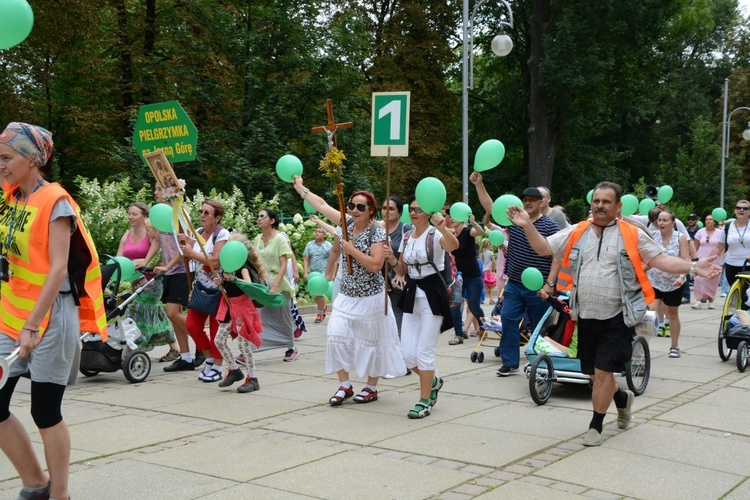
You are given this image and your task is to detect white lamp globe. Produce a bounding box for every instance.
[743,124,750,142]
[491,34,513,57]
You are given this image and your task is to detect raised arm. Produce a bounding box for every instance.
[470,172,493,214]
[292,176,341,225]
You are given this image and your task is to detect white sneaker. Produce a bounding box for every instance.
[708,303,715,309]
[691,302,701,309]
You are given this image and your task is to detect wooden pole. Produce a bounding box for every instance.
[337,184,353,274]
[384,148,391,314]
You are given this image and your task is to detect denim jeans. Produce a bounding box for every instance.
[462,276,485,323]
[499,280,548,368]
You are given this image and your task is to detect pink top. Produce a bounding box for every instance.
[122,230,152,260]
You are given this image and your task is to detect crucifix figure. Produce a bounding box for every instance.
[311,99,353,151]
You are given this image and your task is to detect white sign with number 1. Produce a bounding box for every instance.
[371,92,410,157]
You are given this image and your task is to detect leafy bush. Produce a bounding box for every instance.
[73,175,330,305]
[74,176,152,256]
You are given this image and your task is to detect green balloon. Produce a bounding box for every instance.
[712,207,727,222]
[325,280,334,299]
[415,177,447,214]
[639,198,656,215]
[450,202,472,223]
[303,199,316,214]
[621,194,639,217]
[307,275,328,296]
[307,271,323,282]
[489,230,505,246]
[400,205,411,224]
[125,271,144,282]
[219,240,249,273]
[521,267,544,291]
[491,194,523,227]
[150,203,173,232]
[107,257,136,284]
[658,185,674,204]
[0,0,34,50]
[473,139,506,172]
[697,221,704,228]
[586,189,594,204]
[275,154,303,183]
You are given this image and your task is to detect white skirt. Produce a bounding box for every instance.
[326,292,406,378]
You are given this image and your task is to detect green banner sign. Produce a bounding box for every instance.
[371,91,410,157]
[133,101,198,164]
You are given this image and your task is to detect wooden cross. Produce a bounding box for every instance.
[311,99,353,151]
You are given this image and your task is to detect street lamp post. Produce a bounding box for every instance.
[719,77,750,207]
[461,0,513,203]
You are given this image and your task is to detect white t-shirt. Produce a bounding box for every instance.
[192,227,230,288]
[398,228,445,280]
[718,221,750,266]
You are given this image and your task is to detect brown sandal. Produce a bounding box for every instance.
[353,387,378,403]
[448,337,463,345]
[329,385,354,406]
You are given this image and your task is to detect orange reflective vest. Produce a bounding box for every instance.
[557,220,655,304]
[0,182,108,340]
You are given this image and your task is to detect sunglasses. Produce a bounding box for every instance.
[257,214,267,219]
[347,202,368,212]
[736,206,750,211]
[408,206,424,214]
[200,210,215,216]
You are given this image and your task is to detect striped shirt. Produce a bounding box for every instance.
[506,214,560,283]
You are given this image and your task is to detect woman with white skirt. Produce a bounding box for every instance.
[293,176,405,405]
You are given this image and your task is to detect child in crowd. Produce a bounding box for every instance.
[214,233,266,393]
[481,238,497,303]
[303,227,332,323]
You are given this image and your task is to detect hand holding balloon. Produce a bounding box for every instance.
[276,155,303,183]
[521,267,544,291]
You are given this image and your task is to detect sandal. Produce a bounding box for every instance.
[407,401,432,419]
[329,385,354,406]
[430,377,443,407]
[201,368,223,383]
[448,337,463,345]
[159,348,180,362]
[353,387,378,403]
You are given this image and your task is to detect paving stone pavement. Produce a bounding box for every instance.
[0,300,749,499]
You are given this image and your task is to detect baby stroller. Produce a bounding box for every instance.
[79,256,152,383]
[723,318,750,373]
[524,292,653,405]
[470,288,530,363]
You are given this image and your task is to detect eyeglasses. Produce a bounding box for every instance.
[408,206,424,214]
[257,214,267,219]
[200,210,214,216]
[347,202,368,212]
[706,237,710,243]
[736,206,750,211]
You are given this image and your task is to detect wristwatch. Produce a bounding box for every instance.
[689,262,696,278]
[546,281,555,288]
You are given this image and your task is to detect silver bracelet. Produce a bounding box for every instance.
[301,188,310,199]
